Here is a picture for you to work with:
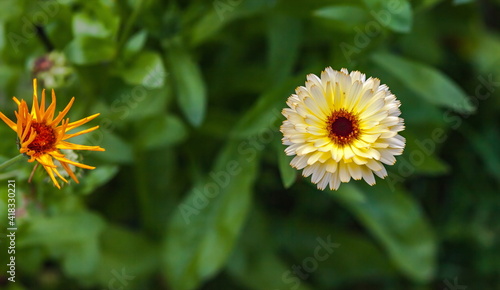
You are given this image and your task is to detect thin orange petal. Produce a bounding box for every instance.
[54,118,69,143]
[32,79,42,119]
[50,96,74,127]
[36,154,61,188]
[57,140,105,151]
[51,153,96,170]
[63,125,100,140]
[0,111,17,131]
[43,90,57,123]
[18,116,29,141]
[21,128,37,148]
[60,161,79,184]
[40,89,46,117]
[65,113,100,131]
[42,164,61,189]
[51,165,69,184]
[20,114,34,141]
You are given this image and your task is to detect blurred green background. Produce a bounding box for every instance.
[0,0,499,289]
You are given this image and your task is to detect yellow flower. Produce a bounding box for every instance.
[280,68,405,190]
[0,79,105,189]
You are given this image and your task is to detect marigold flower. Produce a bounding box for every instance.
[0,79,105,189]
[280,68,405,190]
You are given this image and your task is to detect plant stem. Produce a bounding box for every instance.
[0,154,25,171]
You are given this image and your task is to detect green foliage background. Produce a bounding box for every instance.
[0,0,499,289]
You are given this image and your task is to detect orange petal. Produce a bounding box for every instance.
[65,113,100,131]
[60,161,79,184]
[50,152,96,170]
[63,126,100,140]
[32,79,42,119]
[43,90,57,123]
[50,97,74,127]
[57,140,105,151]
[0,111,17,131]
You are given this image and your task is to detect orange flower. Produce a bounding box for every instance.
[0,79,105,189]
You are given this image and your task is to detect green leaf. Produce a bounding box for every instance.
[189,0,270,45]
[65,36,116,65]
[118,51,166,89]
[230,247,313,290]
[278,151,297,189]
[331,183,436,282]
[453,0,474,4]
[123,30,148,59]
[398,130,450,176]
[136,115,187,150]
[189,11,226,46]
[372,52,475,113]
[329,182,366,203]
[227,211,313,290]
[0,0,23,23]
[72,12,113,38]
[362,0,413,33]
[275,219,397,286]
[276,141,297,188]
[20,211,104,246]
[165,40,207,127]
[413,154,449,175]
[314,5,369,25]
[463,125,500,181]
[63,239,100,277]
[267,15,302,83]
[80,130,133,164]
[316,231,397,285]
[416,0,444,9]
[470,32,500,74]
[162,141,259,290]
[76,165,119,195]
[15,247,44,276]
[71,3,120,39]
[93,225,158,287]
[19,211,105,277]
[231,76,300,137]
[106,85,171,122]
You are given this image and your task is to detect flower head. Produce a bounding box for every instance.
[0,79,105,189]
[32,51,73,89]
[280,68,405,190]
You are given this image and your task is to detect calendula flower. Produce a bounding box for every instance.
[280,68,405,190]
[0,79,105,189]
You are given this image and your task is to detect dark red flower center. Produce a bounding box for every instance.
[331,117,353,137]
[326,109,360,146]
[27,122,57,153]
